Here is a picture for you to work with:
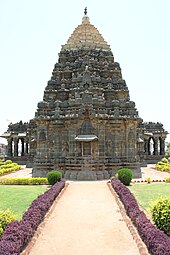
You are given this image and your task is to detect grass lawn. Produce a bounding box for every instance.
[129,183,170,216]
[0,185,47,220]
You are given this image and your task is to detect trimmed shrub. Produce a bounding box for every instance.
[0,209,16,237]
[161,157,169,163]
[150,197,170,236]
[0,161,21,176]
[165,177,170,183]
[0,180,65,254]
[47,171,62,185]
[0,161,4,166]
[4,160,13,165]
[0,155,4,161]
[0,178,48,185]
[111,179,170,255]
[118,168,133,186]
[156,158,170,173]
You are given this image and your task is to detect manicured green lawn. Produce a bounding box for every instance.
[0,185,47,220]
[129,183,170,215]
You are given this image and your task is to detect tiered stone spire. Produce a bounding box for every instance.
[0,9,168,180]
[30,9,167,180]
[61,9,111,51]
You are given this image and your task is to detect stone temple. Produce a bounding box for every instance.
[1,10,168,180]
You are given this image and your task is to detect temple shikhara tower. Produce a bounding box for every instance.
[1,10,168,180]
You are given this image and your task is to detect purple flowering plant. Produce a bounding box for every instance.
[0,179,65,255]
[111,178,170,255]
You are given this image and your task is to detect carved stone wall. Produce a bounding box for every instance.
[1,12,168,179]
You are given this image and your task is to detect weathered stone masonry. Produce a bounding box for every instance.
[1,11,168,179]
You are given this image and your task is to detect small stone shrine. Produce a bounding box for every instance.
[1,10,168,180]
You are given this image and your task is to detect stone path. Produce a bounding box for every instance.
[24,181,142,255]
[0,166,32,178]
[136,164,170,181]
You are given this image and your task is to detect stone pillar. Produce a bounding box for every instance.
[14,138,18,157]
[25,141,29,154]
[144,138,149,155]
[81,142,83,156]
[154,137,158,155]
[160,138,165,155]
[21,139,25,156]
[7,138,13,157]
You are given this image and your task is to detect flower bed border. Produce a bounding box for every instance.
[110,179,170,255]
[0,180,66,255]
[0,177,48,185]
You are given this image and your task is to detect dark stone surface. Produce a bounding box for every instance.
[1,14,168,180]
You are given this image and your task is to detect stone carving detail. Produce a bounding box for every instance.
[1,11,168,179]
[39,130,46,140]
[80,118,95,135]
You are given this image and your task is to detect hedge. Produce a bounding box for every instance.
[47,171,62,185]
[156,158,170,173]
[117,168,133,186]
[0,209,16,237]
[151,197,170,236]
[0,179,66,255]
[111,179,170,255]
[165,177,170,183]
[0,178,48,185]
[0,161,21,176]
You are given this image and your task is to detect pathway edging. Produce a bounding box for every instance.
[107,182,149,255]
[21,183,69,255]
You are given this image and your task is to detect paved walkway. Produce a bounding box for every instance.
[24,181,142,255]
[0,166,32,178]
[137,164,170,181]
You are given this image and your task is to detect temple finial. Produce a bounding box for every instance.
[84,7,87,15]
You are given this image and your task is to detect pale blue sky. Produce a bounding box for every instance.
[0,0,170,143]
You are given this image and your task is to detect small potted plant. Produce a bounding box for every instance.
[146,177,151,184]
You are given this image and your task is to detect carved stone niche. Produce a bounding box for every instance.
[82,92,93,104]
[57,88,69,101]
[104,90,114,101]
[38,130,46,140]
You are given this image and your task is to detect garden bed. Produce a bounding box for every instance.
[129,183,170,216]
[0,185,48,219]
[111,179,170,255]
[0,180,66,255]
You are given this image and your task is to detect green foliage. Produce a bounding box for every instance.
[117,168,133,186]
[165,177,170,183]
[47,171,62,185]
[0,209,16,237]
[150,197,170,236]
[111,173,118,179]
[0,226,3,236]
[161,157,169,163]
[0,185,47,220]
[0,161,21,176]
[0,155,4,161]
[146,177,151,183]
[0,160,4,166]
[4,160,13,165]
[0,177,48,185]
[156,158,170,173]
[129,183,170,215]
[166,142,170,156]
